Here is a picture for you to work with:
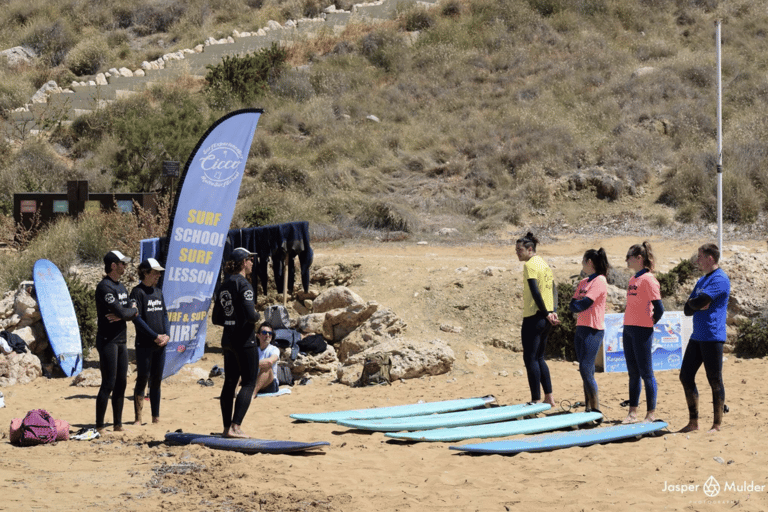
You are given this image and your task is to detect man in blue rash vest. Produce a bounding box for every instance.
[95,250,138,432]
[215,247,260,438]
[679,243,731,433]
[130,258,170,426]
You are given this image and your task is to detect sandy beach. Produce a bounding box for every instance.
[1,235,766,511]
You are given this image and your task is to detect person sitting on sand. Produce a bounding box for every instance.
[253,322,281,396]
[515,232,559,408]
[130,258,170,426]
[679,243,730,433]
[569,248,609,413]
[622,241,664,423]
[215,247,260,438]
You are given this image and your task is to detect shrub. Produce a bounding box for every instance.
[64,37,109,76]
[64,274,97,358]
[734,317,768,358]
[205,44,288,106]
[547,281,577,361]
[244,205,277,227]
[401,8,436,31]
[722,171,762,224]
[655,258,697,298]
[355,200,416,232]
[20,20,75,67]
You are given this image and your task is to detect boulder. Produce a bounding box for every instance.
[0,352,42,386]
[312,286,364,313]
[0,46,37,66]
[284,343,339,375]
[337,308,406,361]
[322,301,378,342]
[295,312,326,334]
[336,338,455,386]
[72,368,101,387]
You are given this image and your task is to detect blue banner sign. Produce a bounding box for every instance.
[602,311,692,373]
[161,109,262,379]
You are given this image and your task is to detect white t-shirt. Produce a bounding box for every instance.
[258,344,280,383]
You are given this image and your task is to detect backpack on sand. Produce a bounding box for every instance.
[355,352,392,387]
[14,409,57,446]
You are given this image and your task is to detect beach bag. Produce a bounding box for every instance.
[276,364,294,386]
[264,305,290,329]
[298,334,327,355]
[356,352,392,387]
[14,409,57,446]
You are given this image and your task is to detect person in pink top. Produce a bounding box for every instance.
[622,241,664,423]
[569,248,609,414]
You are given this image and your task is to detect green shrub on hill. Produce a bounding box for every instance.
[547,281,577,361]
[655,258,697,298]
[204,43,288,107]
[64,274,97,358]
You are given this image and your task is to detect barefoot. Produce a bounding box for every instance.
[708,424,721,433]
[622,413,638,424]
[678,421,699,433]
[543,394,556,408]
[133,420,142,426]
[642,413,656,423]
[113,424,125,432]
[152,417,160,424]
[223,426,249,439]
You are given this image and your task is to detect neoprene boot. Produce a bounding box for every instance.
[134,395,144,424]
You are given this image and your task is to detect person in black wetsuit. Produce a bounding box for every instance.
[130,258,170,426]
[214,247,260,438]
[95,250,138,432]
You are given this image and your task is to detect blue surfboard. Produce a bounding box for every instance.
[337,402,551,431]
[33,259,83,377]
[385,411,603,442]
[164,432,330,454]
[450,421,668,454]
[290,396,497,423]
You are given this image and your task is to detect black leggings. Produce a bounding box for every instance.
[134,345,166,418]
[96,341,128,428]
[679,339,725,424]
[521,312,553,401]
[220,343,258,428]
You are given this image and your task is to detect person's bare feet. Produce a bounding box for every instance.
[133,420,142,426]
[543,393,556,408]
[622,413,639,424]
[113,424,125,432]
[678,421,699,433]
[152,417,160,424]
[642,412,656,423]
[223,425,249,438]
[708,423,721,433]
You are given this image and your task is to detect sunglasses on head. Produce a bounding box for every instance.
[259,329,273,336]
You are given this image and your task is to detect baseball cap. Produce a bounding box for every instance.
[230,247,256,262]
[138,258,164,272]
[104,250,131,267]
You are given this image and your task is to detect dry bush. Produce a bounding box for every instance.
[64,36,109,76]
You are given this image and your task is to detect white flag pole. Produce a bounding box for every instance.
[716,19,723,250]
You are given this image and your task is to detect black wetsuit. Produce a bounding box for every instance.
[95,276,137,429]
[216,273,259,429]
[130,283,169,418]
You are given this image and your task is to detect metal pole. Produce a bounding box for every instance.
[716,19,723,250]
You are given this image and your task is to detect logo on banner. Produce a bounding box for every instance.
[199,142,243,188]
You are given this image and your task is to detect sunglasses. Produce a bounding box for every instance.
[259,330,273,336]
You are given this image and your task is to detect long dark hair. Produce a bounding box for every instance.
[627,241,656,272]
[584,248,610,276]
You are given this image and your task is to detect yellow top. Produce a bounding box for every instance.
[522,255,555,317]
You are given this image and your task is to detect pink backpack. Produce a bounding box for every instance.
[13,409,58,446]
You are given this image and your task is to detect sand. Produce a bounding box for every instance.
[1,235,766,512]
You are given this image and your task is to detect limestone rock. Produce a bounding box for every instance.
[0,46,37,66]
[0,352,42,387]
[295,312,326,334]
[322,301,378,342]
[336,338,454,386]
[284,343,339,375]
[464,349,489,366]
[72,368,101,387]
[312,286,364,313]
[337,308,406,361]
